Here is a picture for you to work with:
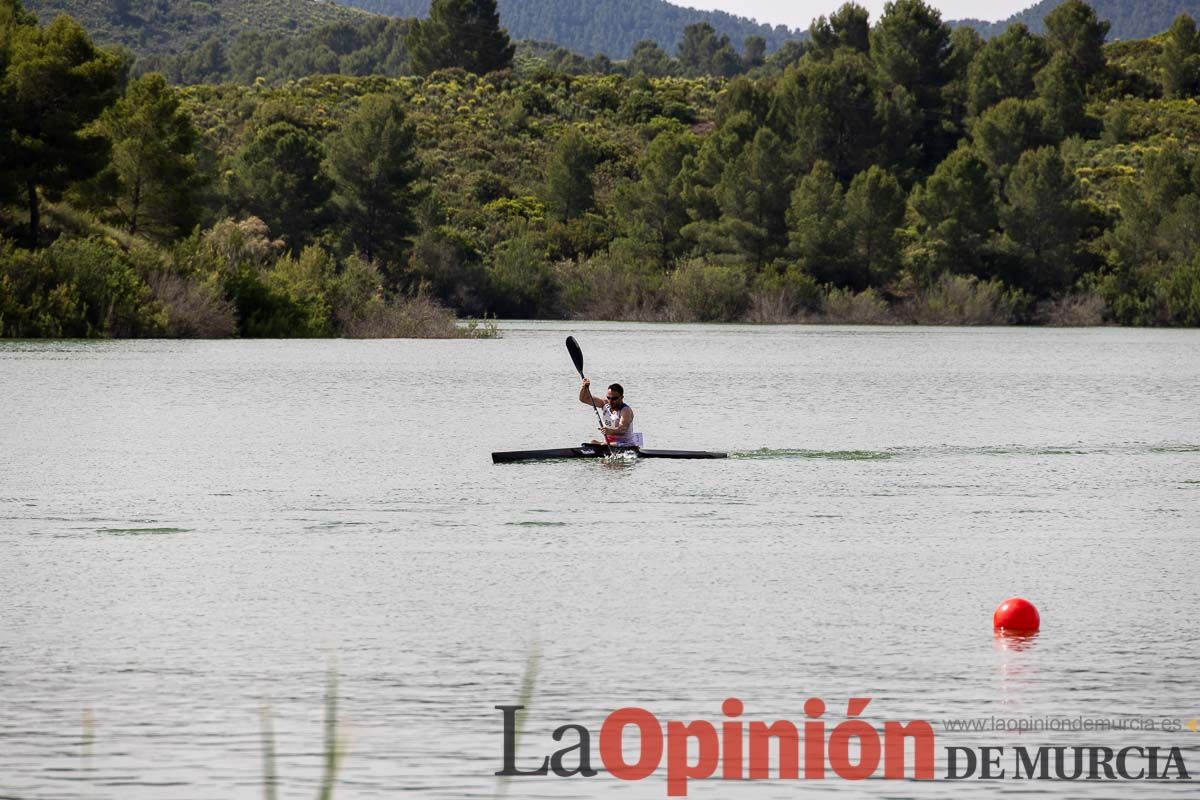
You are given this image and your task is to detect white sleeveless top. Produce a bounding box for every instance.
[603,402,642,446]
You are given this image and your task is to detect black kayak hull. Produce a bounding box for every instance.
[492,444,727,464]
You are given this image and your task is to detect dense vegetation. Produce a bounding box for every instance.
[21,1,795,86]
[336,0,800,58]
[957,0,1200,39]
[26,0,1200,69]
[24,0,365,55]
[149,15,415,86]
[0,0,498,337]
[146,17,797,86]
[3,0,1200,339]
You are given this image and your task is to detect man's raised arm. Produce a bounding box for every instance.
[579,378,601,406]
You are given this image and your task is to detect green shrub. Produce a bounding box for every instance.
[747,261,825,322]
[330,254,384,326]
[820,287,895,325]
[148,272,238,337]
[665,259,750,322]
[556,246,665,320]
[200,217,283,273]
[405,226,488,315]
[0,237,165,337]
[487,231,560,318]
[222,264,310,337]
[1036,290,1108,326]
[904,274,1025,325]
[333,259,496,339]
[1153,257,1200,326]
[339,292,473,338]
[266,246,335,336]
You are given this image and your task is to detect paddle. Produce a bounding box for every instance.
[566,336,607,441]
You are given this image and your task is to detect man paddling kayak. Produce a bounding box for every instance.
[490,336,726,463]
[579,379,642,446]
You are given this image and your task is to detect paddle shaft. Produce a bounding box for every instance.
[566,337,607,439]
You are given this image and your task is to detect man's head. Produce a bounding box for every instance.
[606,383,624,406]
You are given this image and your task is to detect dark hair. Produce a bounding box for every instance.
[608,383,624,396]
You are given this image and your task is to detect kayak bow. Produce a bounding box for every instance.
[492,443,727,464]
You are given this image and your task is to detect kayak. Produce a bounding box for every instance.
[501,338,728,465]
[492,443,728,464]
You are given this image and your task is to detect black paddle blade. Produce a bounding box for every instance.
[566,336,585,377]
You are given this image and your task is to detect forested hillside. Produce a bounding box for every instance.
[956,0,1200,38]
[26,0,1200,67]
[336,0,800,57]
[23,0,366,54]
[23,0,791,84]
[23,0,800,62]
[148,15,415,85]
[338,0,1200,52]
[3,0,1200,340]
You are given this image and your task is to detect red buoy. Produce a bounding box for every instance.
[994,597,1040,632]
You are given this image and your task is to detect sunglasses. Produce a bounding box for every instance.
[606,395,622,402]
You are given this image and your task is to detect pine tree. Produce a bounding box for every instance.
[717,76,771,129]
[907,147,999,280]
[811,3,871,57]
[614,127,697,267]
[0,12,123,245]
[771,48,881,180]
[176,36,229,84]
[869,0,956,170]
[1035,52,1087,139]
[233,120,332,252]
[787,161,853,288]
[542,127,599,222]
[0,0,35,207]
[325,94,423,270]
[680,114,757,225]
[1105,144,1199,272]
[943,26,984,125]
[628,40,676,77]
[844,166,906,286]
[966,23,1048,118]
[91,73,199,239]
[998,146,1087,296]
[685,128,791,268]
[1161,14,1200,99]
[741,36,766,70]
[833,2,872,53]
[677,23,741,78]
[1043,0,1110,86]
[971,98,1051,183]
[871,0,953,94]
[406,0,513,76]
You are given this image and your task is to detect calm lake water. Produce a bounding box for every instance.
[2,322,1198,799]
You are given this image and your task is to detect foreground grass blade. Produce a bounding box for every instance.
[496,644,542,799]
[317,667,342,800]
[260,699,277,800]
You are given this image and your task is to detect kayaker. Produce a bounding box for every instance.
[579,379,641,446]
